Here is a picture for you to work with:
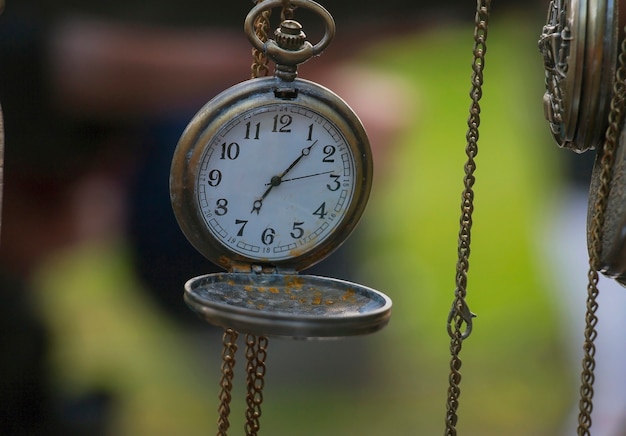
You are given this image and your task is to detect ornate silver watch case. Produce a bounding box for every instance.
[539,0,618,153]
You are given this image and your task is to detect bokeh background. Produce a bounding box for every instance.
[2,1,626,435]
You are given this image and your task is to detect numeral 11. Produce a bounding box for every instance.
[245,122,260,140]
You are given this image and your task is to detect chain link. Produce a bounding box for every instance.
[244,334,269,435]
[577,27,626,436]
[280,0,296,21]
[251,0,295,78]
[217,329,239,436]
[251,0,272,78]
[444,1,491,434]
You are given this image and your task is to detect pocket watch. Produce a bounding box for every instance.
[169,0,391,338]
[170,76,371,273]
[588,120,626,286]
[538,0,618,153]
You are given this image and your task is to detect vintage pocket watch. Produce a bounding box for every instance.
[538,0,626,431]
[538,0,626,286]
[170,0,391,339]
[170,77,371,273]
[539,0,626,283]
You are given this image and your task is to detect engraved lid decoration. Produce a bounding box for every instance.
[539,0,617,153]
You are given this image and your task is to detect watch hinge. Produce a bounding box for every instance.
[274,87,298,99]
[230,262,296,275]
[275,266,297,275]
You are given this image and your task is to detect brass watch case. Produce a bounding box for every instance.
[170,76,373,273]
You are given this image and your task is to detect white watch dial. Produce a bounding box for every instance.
[196,103,356,263]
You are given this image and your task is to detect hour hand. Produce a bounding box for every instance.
[251,178,279,214]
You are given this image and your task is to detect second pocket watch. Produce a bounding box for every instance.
[539,0,618,153]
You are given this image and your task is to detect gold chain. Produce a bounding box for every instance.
[217,329,239,436]
[251,2,272,78]
[215,329,270,436]
[244,334,269,435]
[444,1,491,434]
[577,27,626,436]
[251,0,295,78]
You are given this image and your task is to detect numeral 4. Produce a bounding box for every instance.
[313,202,327,219]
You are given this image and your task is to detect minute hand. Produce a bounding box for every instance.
[277,139,318,179]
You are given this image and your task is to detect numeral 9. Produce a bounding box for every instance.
[207,169,222,187]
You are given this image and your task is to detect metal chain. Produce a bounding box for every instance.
[244,334,269,435]
[444,1,491,434]
[251,0,295,78]
[251,0,272,78]
[280,0,296,21]
[217,329,239,436]
[577,27,626,436]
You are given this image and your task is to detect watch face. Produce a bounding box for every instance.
[198,103,356,263]
[171,77,372,271]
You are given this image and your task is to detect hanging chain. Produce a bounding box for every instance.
[215,329,269,436]
[577,27,626,436]
[251,0,296,78]
[444,1,491,435]
[251,0,272,78]
[217,329,239,436]
[244,334,269,435]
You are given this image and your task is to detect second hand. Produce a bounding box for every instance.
[270,170,334,184]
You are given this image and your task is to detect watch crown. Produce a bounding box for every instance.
[274,20,306,51]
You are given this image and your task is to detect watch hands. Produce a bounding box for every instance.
[275,139,318,180]
[269,170,334,184]
[251,140,318,214]
[251,181,276,214]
